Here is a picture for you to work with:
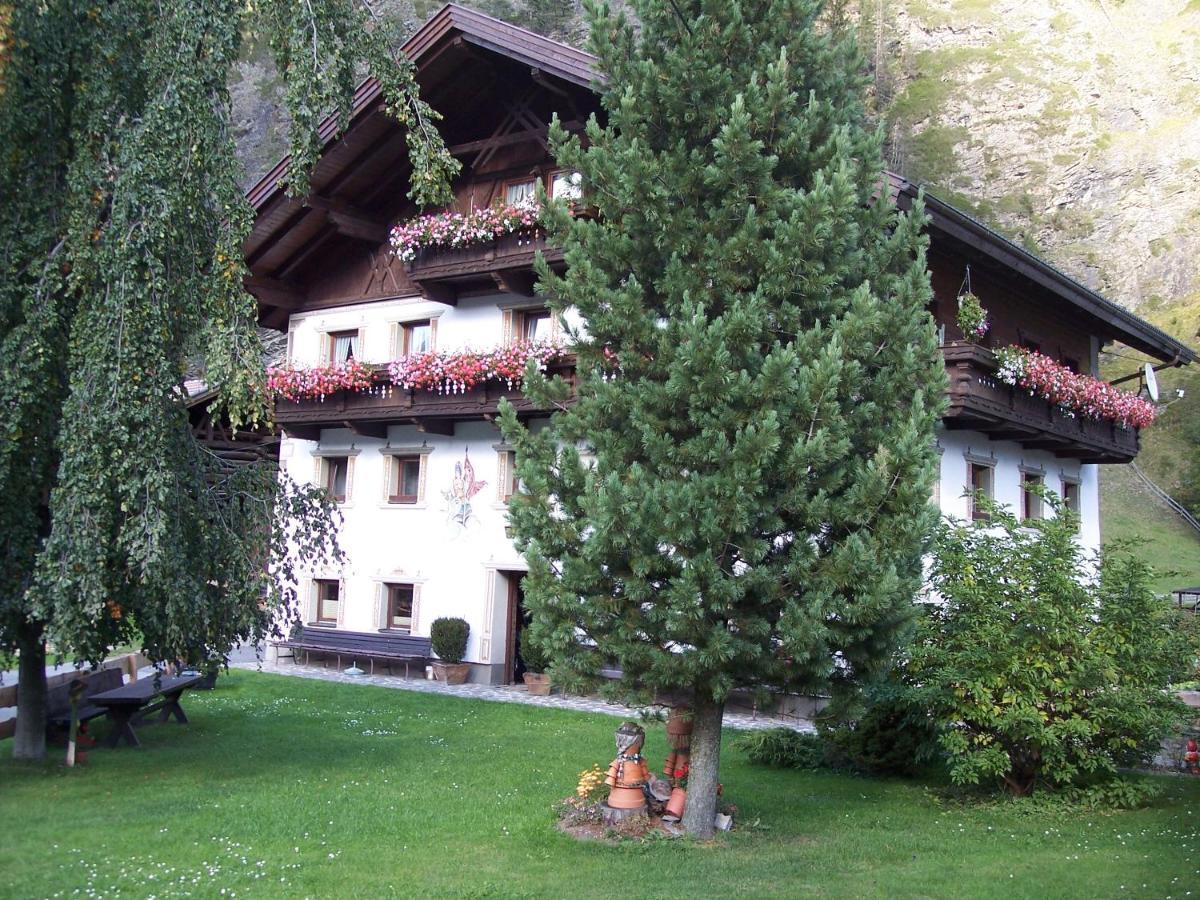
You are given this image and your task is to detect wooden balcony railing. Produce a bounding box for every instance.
[942,342,1140,463]
[273,358,576,440]
[406,230,565,304]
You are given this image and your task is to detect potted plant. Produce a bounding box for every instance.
[956,291,990,343]
[520,639,552,696]
[430,617,471,684]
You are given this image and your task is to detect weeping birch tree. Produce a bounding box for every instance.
[0,0,456,760]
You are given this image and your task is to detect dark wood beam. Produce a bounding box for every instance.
[277,227,338,280]
[245,275,305,309]
[308,196,389,244]
[492,269,536,297]
[413,280,459,306]
[283,424,322,441]
[447,120,583,158]
[414,418,455,436]
[344,420,388,439]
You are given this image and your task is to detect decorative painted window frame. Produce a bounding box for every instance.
[308,576,348,628]
[388,309,444,358]
[379,444,434,509]
[1018,463,1046,521]
[323,326,367,364]
[498,297,562,346]
[373,580,423,634]
[963,449,997,521]
[312,447,361,508]
[1058,469,1083,529]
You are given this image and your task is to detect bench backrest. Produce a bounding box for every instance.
[293,627,431,657]
[44,667,124,716]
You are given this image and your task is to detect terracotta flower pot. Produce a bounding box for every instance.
[664,786,687,820]
[522,672,551,696]
[432,661,471,685]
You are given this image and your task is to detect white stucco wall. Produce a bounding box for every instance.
[277,292,1108,682]
[936,428,1100,553]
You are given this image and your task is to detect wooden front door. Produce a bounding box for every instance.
[503,573,528,684]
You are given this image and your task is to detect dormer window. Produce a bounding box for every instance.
[505,179,538,205]
[329,329,360,363]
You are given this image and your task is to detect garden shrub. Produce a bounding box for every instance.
[820,684,938,777]
[910,498,1195,797]
[430,617,470,663]
[733,728,829,769]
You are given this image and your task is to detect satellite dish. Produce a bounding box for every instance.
[1144,363,1160,402]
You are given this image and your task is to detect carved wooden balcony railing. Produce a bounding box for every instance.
[405,230,565,304]
[942,342,1140,464]
[273,358,576,440]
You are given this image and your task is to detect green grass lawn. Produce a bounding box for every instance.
[3,671,1198,899]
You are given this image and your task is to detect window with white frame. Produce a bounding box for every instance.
[314,579,340,625]
[321,456,351,504]
[505,178,538,205]
[389,456,422,504]
[517,307,553,343]
[382,583,415,633]
[382,447,431,506]
[401,319,434,355]
[328,329,360,363]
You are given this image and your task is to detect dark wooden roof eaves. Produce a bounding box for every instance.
[889,174,1196,365]
[243,3,599,213]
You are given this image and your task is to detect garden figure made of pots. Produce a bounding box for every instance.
[604,722,650,813]
[1185,737,1199,775]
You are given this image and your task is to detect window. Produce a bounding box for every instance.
[328,329,360,363]
[384,583,414,633]
[402,319,434,355]
[1061,478,1081,527]
[968,462,994,521]
[505,179,537,205]
[516,307,553,343]
[1021,472,1044,521]
[315,579,340,625]
[322,456,350,503]
[550,170,583,201]
[499,450,521,502]
[389,456,422,504]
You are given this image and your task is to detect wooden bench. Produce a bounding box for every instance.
[89,674,204,748]
[274,627,431,678]
[45,667,125,730]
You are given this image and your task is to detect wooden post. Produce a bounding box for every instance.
[65,678,85,767]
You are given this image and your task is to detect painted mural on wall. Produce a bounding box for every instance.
[444,449,487,535]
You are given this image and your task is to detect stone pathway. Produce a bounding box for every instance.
[232,657,816,733]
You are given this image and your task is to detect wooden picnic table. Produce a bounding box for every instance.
[89,674,204,748]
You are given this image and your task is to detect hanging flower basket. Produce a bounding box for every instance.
[390,199,544,262]
[994,346,1157,429]
[956,292,990,343]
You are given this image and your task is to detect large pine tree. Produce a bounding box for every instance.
[501,0,946,837]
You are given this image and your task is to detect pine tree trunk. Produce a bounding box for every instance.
[13,622,47,761]
[681,693,724,838]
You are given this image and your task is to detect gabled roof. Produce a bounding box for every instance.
[244,4,598,213]
[243,4,1195,366]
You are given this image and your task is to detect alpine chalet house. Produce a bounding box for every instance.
[243,5,1196,684]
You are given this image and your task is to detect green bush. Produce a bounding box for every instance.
[910,497,1196,797]
[733,728,829,769]
[519,637,549,674]
[430,617,469,664]
[821,688,938,777]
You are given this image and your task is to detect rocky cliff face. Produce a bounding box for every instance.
[880,0,1200,325]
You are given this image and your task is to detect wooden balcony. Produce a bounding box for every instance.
[942,343,1140,464]
[273,359,576,440]
[406,230,564,303]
